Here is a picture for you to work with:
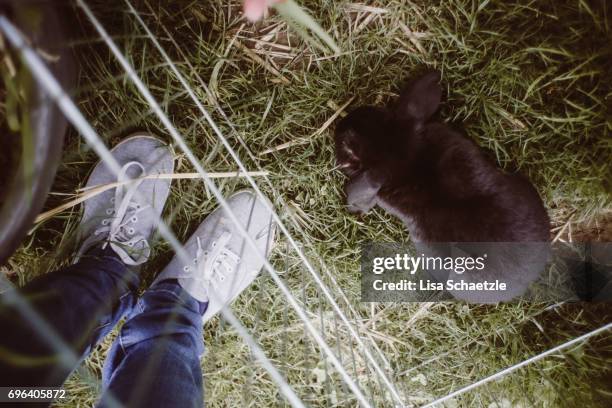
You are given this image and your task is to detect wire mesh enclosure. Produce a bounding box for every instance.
[1,1,611,407]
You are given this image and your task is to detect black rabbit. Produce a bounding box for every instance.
[335,71,551,302]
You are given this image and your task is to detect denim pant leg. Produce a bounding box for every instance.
[0,247,138,388]
[98,282,205,408]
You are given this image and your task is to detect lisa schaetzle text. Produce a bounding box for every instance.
[372,277,506,292]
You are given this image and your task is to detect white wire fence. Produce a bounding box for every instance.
[0,1,610,407]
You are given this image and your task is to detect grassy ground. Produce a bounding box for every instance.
[3,0,612,406]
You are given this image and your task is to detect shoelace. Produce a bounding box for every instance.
[183,231,241,290]
[94,161,150,265]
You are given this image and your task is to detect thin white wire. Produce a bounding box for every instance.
[122,1,402,403]
[421,322,612,408]
[139,0,393,376]
[0,15,304,408]
[75,2,374,406]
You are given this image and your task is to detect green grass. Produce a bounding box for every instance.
[4,0,612,407]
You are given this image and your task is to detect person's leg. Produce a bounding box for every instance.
[99,190,276,408]
[0,247,138,387]
[0,134,174,391]
[98,280,205,408]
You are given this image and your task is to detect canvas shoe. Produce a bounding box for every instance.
[76,134,174,265]
[154,190,276,322]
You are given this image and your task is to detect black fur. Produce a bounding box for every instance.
[335,71,551,302]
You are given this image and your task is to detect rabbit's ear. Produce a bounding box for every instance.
[396,71,442,124]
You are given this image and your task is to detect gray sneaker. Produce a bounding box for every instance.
[154,190,276,322]
[77,134,174,265]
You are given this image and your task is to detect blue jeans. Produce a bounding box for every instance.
[0,248,206,408]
